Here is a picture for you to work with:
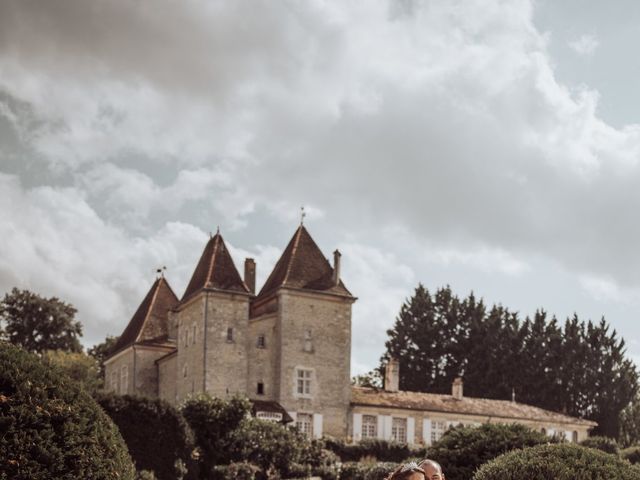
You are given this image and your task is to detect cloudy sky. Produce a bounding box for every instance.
[1,0,640,375]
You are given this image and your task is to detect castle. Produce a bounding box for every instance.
[104,224,596,443]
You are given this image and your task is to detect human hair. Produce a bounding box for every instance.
[385,462,426,480]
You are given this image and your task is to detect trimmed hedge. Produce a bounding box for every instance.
[339,461,399,480]
[426,423,551,480]
[473,443,640,480]
[0,342,135,480]
[325,438,426,462]
[621,446,640,464]
[96,393,196,480]
[579,435,620,455]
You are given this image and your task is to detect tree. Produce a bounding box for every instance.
[88,335,120,380]
[0,342,135,480]
[352,369,383,388]
[42,349,102,393]
[619,394,640,447]
[0,287,82,353]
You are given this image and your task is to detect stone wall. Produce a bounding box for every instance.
[176,296,206,402]
[104,348,134,395]
[276,290,353,438]
[349,405,593,445]
[158,352,177,404]
[134,345,174,398]
[247,313,279,401]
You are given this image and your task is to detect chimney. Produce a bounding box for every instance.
[332,249,342,286]
[452,377,463,400]
[384,358,400,392]
[244,258,256,294]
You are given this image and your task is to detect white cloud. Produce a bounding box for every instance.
[568,34,600,57]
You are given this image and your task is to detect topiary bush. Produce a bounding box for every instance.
[339,461,399,480]
[325,437,426,462]
[96,393,197,480]
[426,423,551,480]
[580,435,620,455]
[621,445,640,464]
[473,443,640,480]
[0,342,135,480]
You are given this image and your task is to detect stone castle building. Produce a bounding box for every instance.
[104,224,596,443]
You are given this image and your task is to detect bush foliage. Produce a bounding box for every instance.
[621,446,640,464]
[426,423,552,480]
[339,461,399,480]
[325,438,426,462]
[579,435,620,455]
[0,342,135,480]
[97,393,196,480]
[473,443,640,480]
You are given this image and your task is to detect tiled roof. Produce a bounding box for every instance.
[110,276,179,357]
[351,386,597,427]
[256,225,352,299]
[181,233,250,301]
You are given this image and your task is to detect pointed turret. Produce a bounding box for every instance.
[110,276,179,356]
[181,232,250,302]
[256,225,352,300]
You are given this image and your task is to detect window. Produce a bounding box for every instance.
[296,368,313,397]
[572,431,578,443]
[192,324,197,345]
[257,382,265,395]
[391,417,407,443]
[303,329,313,352]
[362,415,378,439]
[296,413,313,438]
[257,335,266,348]
[257,411,283,422]
[227,327,234,342]
[431,420,447,444]
[183,364,188,378]
[120,365,128,394]
[111,371,118,392]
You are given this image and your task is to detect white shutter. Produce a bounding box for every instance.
[384,415,393,440]
[407,417,415,445]
[377,415,385,440]
[423,418,432,445]
[288,411,297,422]
[313,413,323,439]
[353,413,363,442]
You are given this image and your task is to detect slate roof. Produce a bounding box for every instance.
[351,386,597,427]
[256,225,352,300]
[109,276,179,357]
[181,233,250,302]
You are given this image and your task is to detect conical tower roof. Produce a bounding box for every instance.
[111,276,179,356]
[257,225,352,300]
[181,232,249,301]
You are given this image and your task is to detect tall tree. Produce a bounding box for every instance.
[0,288,82,353]
[88,334,120,380]
[619,394,640,447]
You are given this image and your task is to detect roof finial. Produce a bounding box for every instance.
[300,206,306,226]
[156,266,167,278]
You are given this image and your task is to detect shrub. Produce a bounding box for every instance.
[181,394,252,476]
[580,435,620,455]
[621,445,640,464]
[96,393,196,480]
[0,342,135,480]
[473,443,640,480]
[211,462,261,480]
[339,462,398,480]
[426,423,551,480]
[325,438,426,462]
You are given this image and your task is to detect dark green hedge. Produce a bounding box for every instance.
[579,435,620,455]
[621,446,640,464]
[473,443,640,480]
[0,342,135,480]
[325,438,426,462]
[339,462,399,480]
[426,423,551,480]
[96,392,197,480]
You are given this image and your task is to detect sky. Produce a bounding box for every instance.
[1,0,640,376]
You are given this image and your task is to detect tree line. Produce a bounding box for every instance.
[378,284,638,439]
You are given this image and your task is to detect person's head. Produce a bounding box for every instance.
[418,459,445,480]
[385,462,426,480]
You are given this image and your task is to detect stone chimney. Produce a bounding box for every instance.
[244,258,256,294]
[452,377,463,400]
[384,358,400,392]
[332,249,342,286]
